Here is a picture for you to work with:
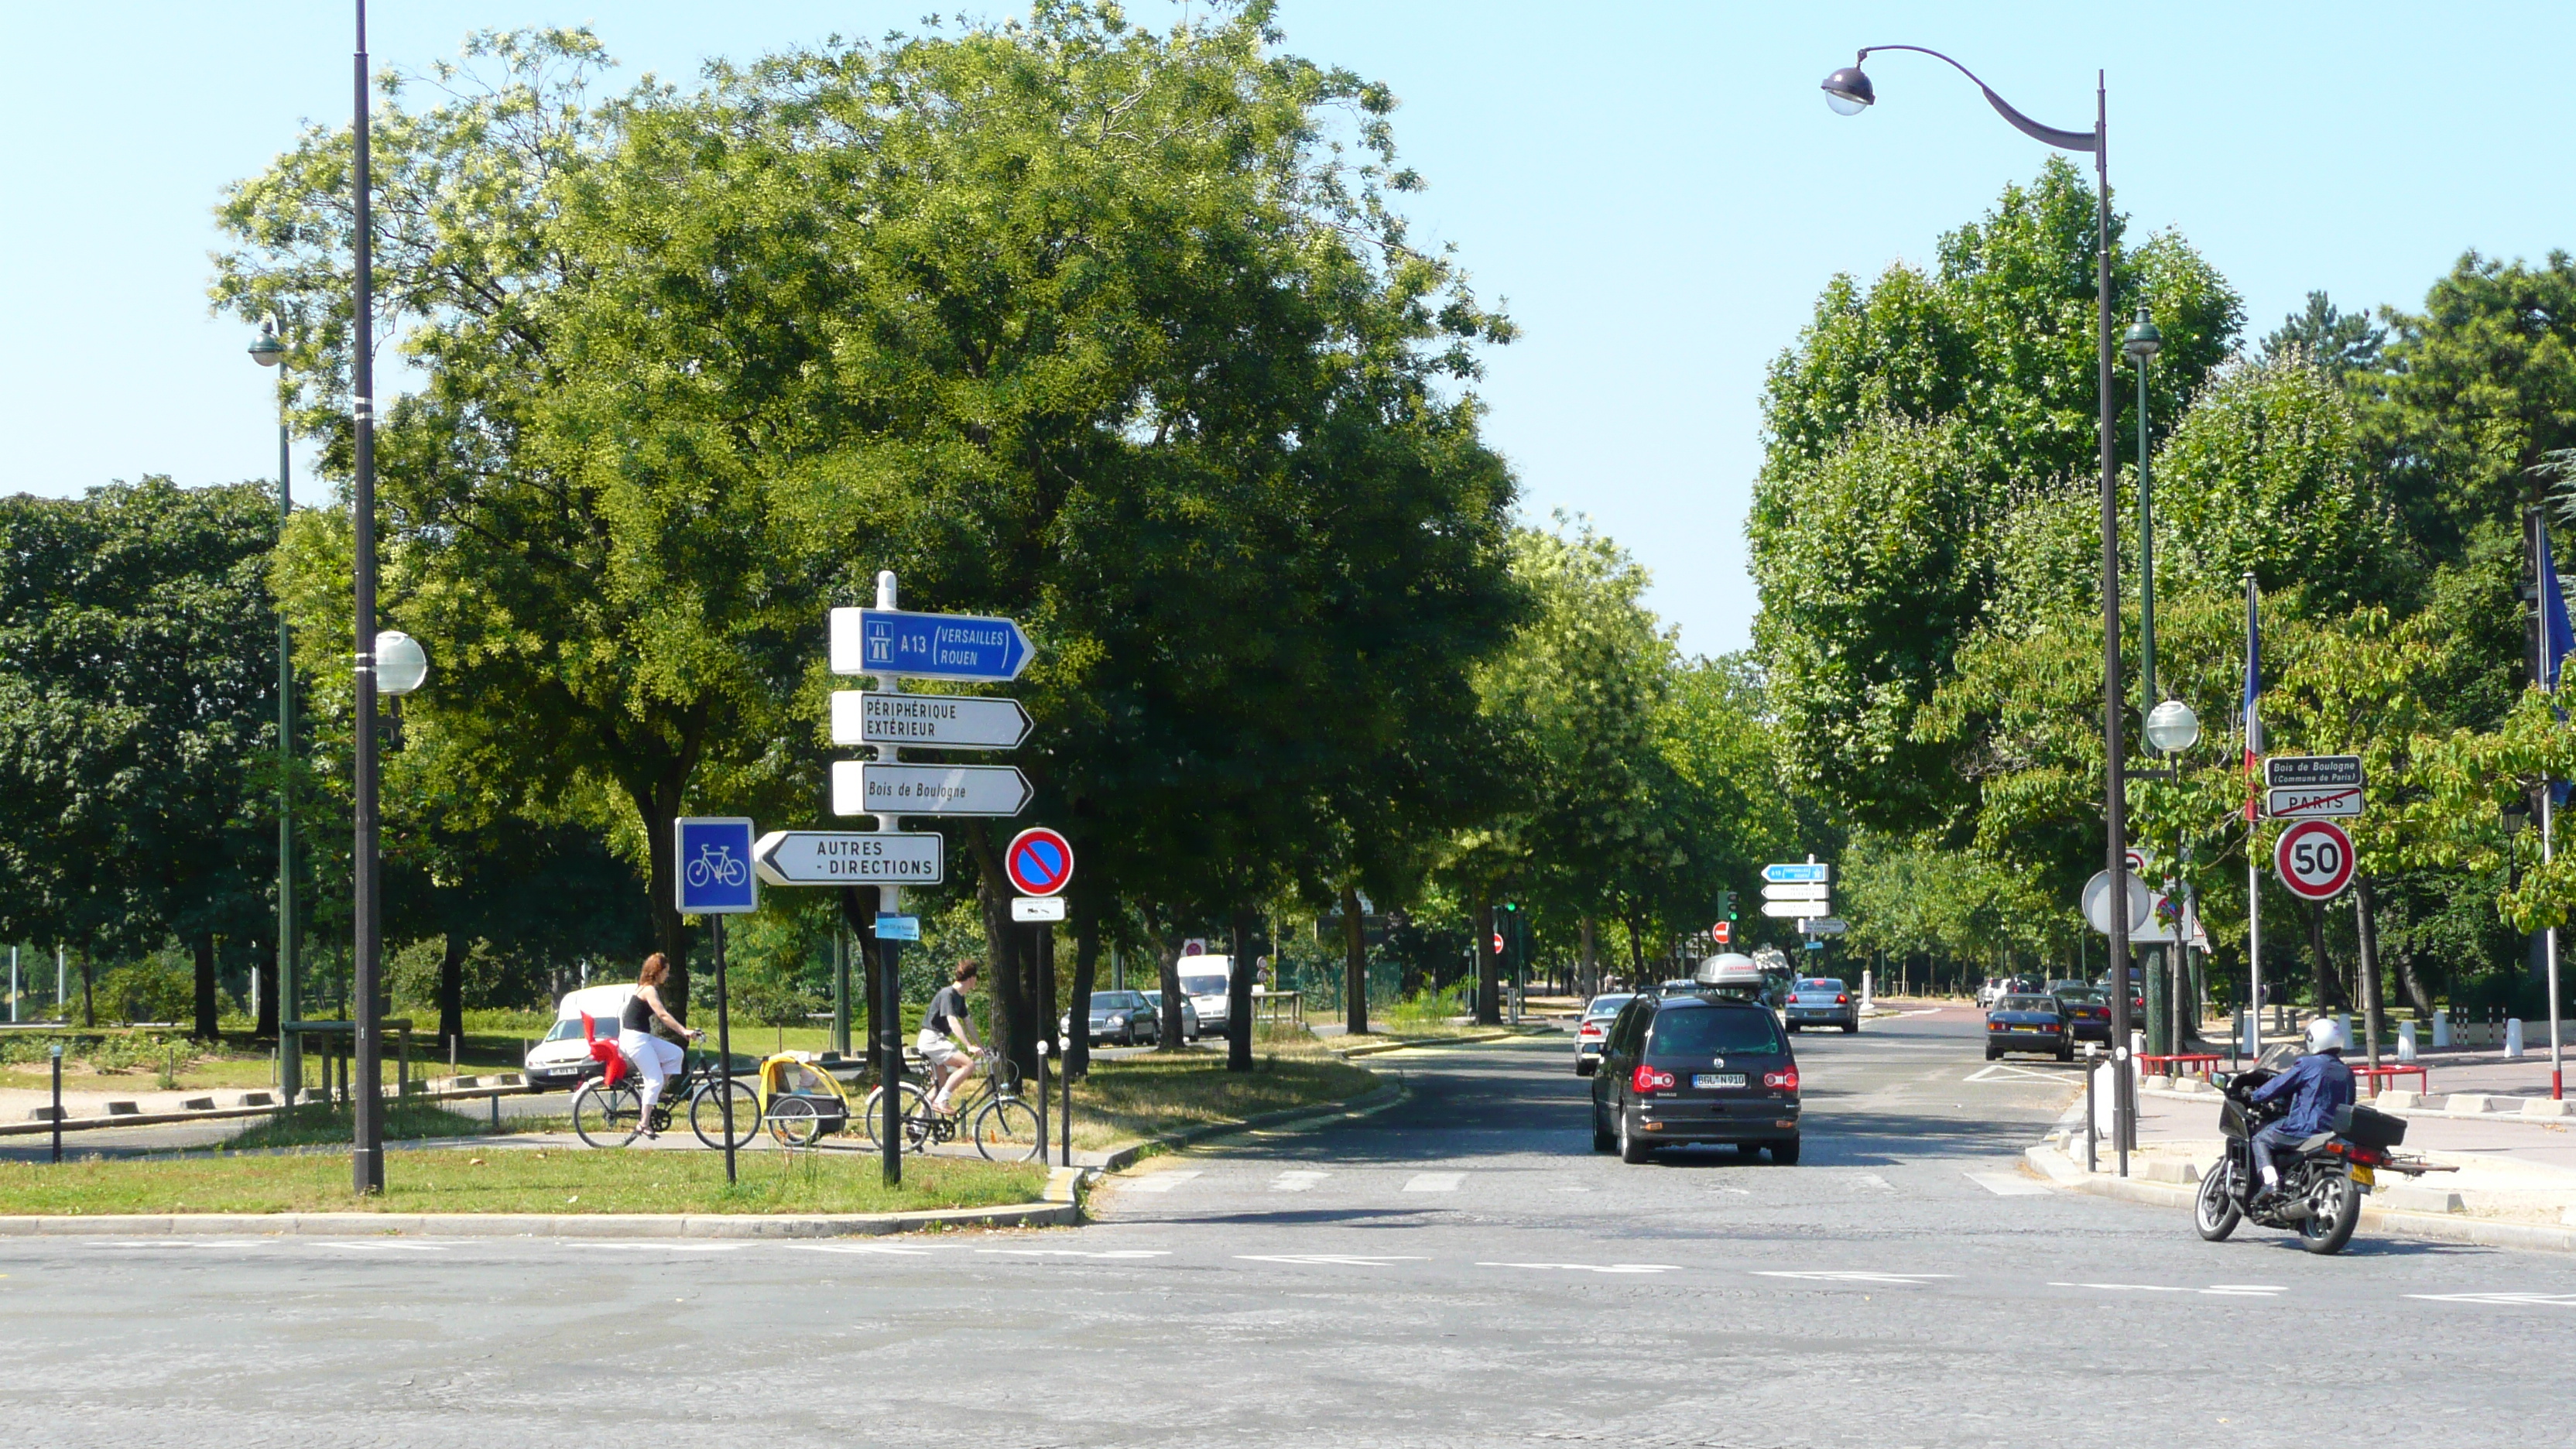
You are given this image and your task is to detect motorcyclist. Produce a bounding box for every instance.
[2246,1017,2355,1208]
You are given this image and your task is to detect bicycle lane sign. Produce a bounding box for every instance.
[676,817,759,914]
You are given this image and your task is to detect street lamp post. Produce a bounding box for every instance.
[2126,307,2167,1054]
[1823,46,2138,1174]
[248,324,300,1111]
[350,0,385,1194]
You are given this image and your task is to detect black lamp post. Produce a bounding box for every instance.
[1823,46,2138,1174]
[247,323,300,1109]
[350,0,385,1193]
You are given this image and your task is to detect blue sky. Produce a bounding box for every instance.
[5,2,2570,656]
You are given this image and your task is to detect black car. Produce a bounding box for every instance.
[1590,991,1801,1164]
[1061,989,1160,1046]
[2051,986,2113,1043]
[1985,993,2071,1061]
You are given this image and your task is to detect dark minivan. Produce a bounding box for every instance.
[1591,992,1801,1164]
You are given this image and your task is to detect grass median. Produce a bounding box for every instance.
[1064,1035,1382,1151]
[0,1145,1044,1218]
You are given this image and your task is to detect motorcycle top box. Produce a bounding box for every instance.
[2335,1102,2407,1152]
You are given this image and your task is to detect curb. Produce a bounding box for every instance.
[1335,1030,1530,1059]
[2024,1141,2576,1255]
[2136,1079,2576,1129]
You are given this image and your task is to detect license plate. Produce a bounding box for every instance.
[2352,1166,2375,1187]
[1693,1073,1746,1089]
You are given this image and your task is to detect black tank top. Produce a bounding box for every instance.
[620,993,653,1032]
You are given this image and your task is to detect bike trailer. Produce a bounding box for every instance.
[759,1053,852,1132]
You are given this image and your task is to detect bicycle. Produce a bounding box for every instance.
[683,843,748,891]
[570,1044,759,1149]
[859,1049,1041,1161]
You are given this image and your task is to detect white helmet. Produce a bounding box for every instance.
[2305,1017,2348,1053]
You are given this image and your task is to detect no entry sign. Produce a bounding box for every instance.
[1005,826,1074,896]
[2273,819,2356,901]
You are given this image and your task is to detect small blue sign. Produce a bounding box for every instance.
[675,817,758,915]
[1762,863,1830,884]
[855,608,1032,682]
[875,914,921,942]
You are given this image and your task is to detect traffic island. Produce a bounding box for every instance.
[1064,1037,1383,1150]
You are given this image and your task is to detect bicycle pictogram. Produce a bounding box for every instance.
[685,841,749,890]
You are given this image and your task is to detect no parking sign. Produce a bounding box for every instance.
[2273,819,2355,901]
[1005,826,1074,897]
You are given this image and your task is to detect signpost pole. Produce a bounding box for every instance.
[714,915,735,1185]
[832,922,851,1057]
[874,569,904,1189]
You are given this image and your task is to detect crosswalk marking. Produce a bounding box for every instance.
[1479,1261,1682,1274]
[1271,1170,1328,1192]
[1401,1173,1464,1193]
[1966,1171,2052,1197]
[1752,1271,1954,1286]
[1237,1254,1427,1266]
[1124,1171,1201,1194]
[2051,1281,2287,1297]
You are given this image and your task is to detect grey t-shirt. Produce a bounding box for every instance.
[926,984,972,1040]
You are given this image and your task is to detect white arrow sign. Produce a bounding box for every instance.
[831,691,1031,750]
[1797,917,1848,935]
[754,831,944,886]
[1760,900,1821,919]
[833,762,1033,818]
[1763,863,1830,883]
[1761,882,1831,903]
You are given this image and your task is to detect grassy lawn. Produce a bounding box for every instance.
[221,1100,501,1152]
[1325,1019,1526,1045]
[0,1146,1044,1218]
[1063,1036,1381,1150]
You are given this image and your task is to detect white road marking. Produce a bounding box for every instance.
[2406,1292,2576,1307]
[569,1242,746,1252]
[1478,1261,1683,1275]
[1122,1171,1201,1194]
[1236,1254,1428,1266]
[1714,1187,1751,1196]
[1402,1173,1464,1194]
[787,1243,933,1255]
[1271,1170,1328,1192]
[314,1242,450,1253]
[1965,1064,2064,1084]
[1850,1173,1895,1194]
[976,1249,1170,1259]
[1752,1271,1954,1286]
[2051,1281,2287,1297]
[99,1240,268,1250]
[1966,1171,2053,1197]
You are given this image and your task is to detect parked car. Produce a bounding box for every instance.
[523,983,636,1090]
[1062,989,1160,1046]
[1572,992,1635,1076]
[1590,992,1800,1163]
[1985,993,2071,1061]
[1977,978,2011,1008]
[2052,986,2113,1043]
[1784,977,1858,1033]
[1139,989,1201,1042]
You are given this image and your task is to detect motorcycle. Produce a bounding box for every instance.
[2193,1065,2448,1255]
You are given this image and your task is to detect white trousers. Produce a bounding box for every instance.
[619,1030,683,1118]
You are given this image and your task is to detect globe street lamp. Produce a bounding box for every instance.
[1822,45,2140,1174]
[2144,698,2200,755]
[247,321,300,1110]
[2126,308,2166,742]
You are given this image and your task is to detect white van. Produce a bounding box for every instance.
[523,983,636,1090]
[1177,952,1240,1033]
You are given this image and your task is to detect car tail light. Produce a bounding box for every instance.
[1632,1064,1675,1093]
[1834,994,1848,1005]
[1988,1021,2006,1031]
[1579,1023,1605,1040]
[1763,1066,1800,1091]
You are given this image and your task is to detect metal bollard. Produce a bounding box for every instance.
[1061,1042,1074,1167]
[1033,1040,1049,1163]
[2084,1046,2099,1174]
[50,1042,63,1164]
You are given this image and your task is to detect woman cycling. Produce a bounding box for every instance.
[618,953,701,1142]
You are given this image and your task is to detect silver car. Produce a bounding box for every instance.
[1573,993,1634,1076]
[1784,978,1857,1033]
[1139,989,1202,1042]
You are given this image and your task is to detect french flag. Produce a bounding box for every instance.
[2243,576,2262,822]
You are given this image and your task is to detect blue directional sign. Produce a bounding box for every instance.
[830,607,1033,682]
[1762,862,1831,884]
[675,817,759,915]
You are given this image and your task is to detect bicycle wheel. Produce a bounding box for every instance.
[859,1081,930,1149]
[572,1080,642,1148]
[690,1077,759,1149]
[973,1095,1043,1162]
[766,1094,823,1148]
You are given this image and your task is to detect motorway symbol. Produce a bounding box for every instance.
[832,761,1033,817]
[1012,895,1067,923]
[1762,862,1831,883]
[2266,785,2363,819]
[673,817,758,915]
[1797,917,1848,935]
[2264,755,2363,790]
[2274,818,2356,900]
[831,690,1032,749]
[829,607,1033,681]
[1005,826,1075,896]
[752,831,944,886]
[1761,881,1831,902]
[1760,900,1821,919]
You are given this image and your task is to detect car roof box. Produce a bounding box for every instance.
[1693,952,1763,989]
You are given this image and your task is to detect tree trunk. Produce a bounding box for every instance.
[1152,915,1186,1053]
[2354,875,2385,1070]
[839,888,882,1076]
[1341,885,1369,1037]
[1040,919,1060,1064]
[1067,897,1099,1081]
[632,777,694,1023]
[436,931,466,1058]
[2394,942,2436,1021]
[968,824,1036,1081]
[255,940,279,1041]
[1473,899,1501,1026]
[1580,916,1598,1000]
[1623,910,1646,991]
[2304,901,2341,1010]
[80,954,94,1029]
[1227,909,1257,1072]
[191,932,219,1041]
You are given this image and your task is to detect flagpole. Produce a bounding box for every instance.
[2243,572,2263,1067]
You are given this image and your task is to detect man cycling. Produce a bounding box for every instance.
[917,961,982,1115]
[2248,1017,2355,1207]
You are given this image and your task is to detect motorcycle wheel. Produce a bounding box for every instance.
[2193,1160,2242,1242]
[2298,1172,2362,1255]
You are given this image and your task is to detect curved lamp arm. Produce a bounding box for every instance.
[1858,45,2098,153]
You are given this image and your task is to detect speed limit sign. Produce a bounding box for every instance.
[2273,819,2356,901]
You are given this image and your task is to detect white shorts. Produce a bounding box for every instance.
[916,1033,961,1070]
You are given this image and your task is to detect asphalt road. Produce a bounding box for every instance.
[5,1006,2572,1447]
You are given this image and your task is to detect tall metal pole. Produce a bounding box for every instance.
[2091,75,2135,1175]
[714,915,737,1184]
[2537,509,2567,1101]
[873,568,906,1187]
[348,0,385,1194]
[2245,574,2263,1069]
[275,337,301,1113]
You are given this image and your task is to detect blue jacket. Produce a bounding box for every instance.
[2251,1050,2355,1137]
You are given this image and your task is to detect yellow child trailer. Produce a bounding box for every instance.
[757,1051,855,1146]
